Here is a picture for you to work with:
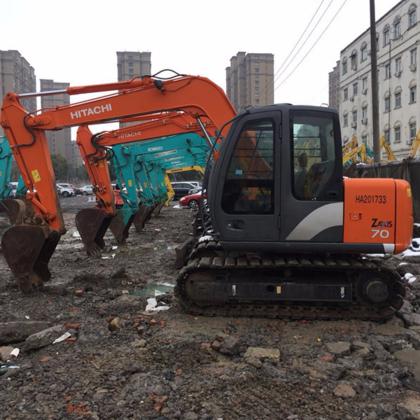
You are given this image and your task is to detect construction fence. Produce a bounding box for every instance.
[345,159,420,223]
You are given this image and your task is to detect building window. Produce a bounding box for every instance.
[394,91,402,108]
[342,58,348,75]
[362,105,368,121]
[395,57,402,75]
[350,51,357,70]
[383,25,390,46]
[411,48,417,68]
[384,128,390,143]
[394,17,401,39]
[409,120,417,144]
[352,82,358,97]
[409,4,417,28]
[255,67,260,73]
[384,95,391,112]
[361,43,368,62]
[410,84,417,103]
[394,125,401,143]
[362,76,368,93]
[343,87,348,101]
[343,113,348,127]
[385,62,391,79]
[352,110,357,124]
[361,134,368,145]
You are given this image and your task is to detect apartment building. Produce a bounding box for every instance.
[117,51,151,81]
[226,52,274,112]
[40,79,71,160]
[0,50,36,135]
[328,61,340,110]
[337,0,419,159]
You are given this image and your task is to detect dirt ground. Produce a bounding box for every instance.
[1,196,420,419]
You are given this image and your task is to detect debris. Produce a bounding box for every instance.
[0,321,51,345]
[244,347,280,364]
[404,272,417,283]
[394,349,420,381]
[108,317,122,332]
[10,348,19,358]
[74,288,84,297]
[397,393,420,418]
[0,346,15,362]
[132,339,147,348]
[72,231,81,238]
[0,362,19,376]
[23,325,66,352]
[198,235,213,243]
[145,298,170,312]
[399,312,420,327]
[333,383,356,398]
[325,341,351,356]
[53,332,72,344]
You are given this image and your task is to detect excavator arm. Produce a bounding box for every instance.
[0,73,235,290]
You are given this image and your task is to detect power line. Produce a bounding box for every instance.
[275,0,349,91]
[274,0,335,84]
[274,0,327,80]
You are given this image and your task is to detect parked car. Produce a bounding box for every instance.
[57,183,75,197]
[179,190,203,209]
[78,185,94,195]
[171,181,200,200]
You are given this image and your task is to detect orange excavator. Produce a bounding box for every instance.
[0,72,413,320]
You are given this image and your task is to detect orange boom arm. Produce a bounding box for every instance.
[1,75,236,232]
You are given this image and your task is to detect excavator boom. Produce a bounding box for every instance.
[0,73,235,288]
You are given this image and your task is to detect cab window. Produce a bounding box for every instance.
[292,113,337,200]
[222,119,274,214]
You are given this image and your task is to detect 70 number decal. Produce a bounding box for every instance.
[371,229,390,239]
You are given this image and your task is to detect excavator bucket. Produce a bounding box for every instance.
[0,199,61,293]
[75,208,112,257]
[109,211,135,244]
[152,203,165,216]
[132,204,154,232]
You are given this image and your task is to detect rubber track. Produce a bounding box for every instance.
[175,240,405,321]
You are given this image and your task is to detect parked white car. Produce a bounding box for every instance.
[57,183,75,197]
[78,185,93,195]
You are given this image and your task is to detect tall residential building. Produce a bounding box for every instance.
[117,51,151,81]
[0,50,36,135]
[226,52,274,112]
[334,0,419,160]
[328,61,340,110]
[40,79,71,160]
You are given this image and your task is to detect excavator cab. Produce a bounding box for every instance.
[209,105,344,246]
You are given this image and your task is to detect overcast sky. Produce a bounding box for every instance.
[2,0,397,107]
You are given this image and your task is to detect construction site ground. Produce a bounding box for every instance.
[1,196,420,419]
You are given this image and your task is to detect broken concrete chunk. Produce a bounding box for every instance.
[400,312,420,327]
[394,349,420,381]
[0,321,51,345]
[325,341,351,356]
[244,347,280,363]
[333,383,356,398]
[23,325,65,352]
[0,346,14,362]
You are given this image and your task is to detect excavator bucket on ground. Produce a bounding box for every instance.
[132,205,154,232]
[109,210,135,244]
[75,208,112,257]
[0,198,60,293]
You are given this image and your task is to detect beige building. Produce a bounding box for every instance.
[336,0,419,159]
[0,50,36,135]
[40,79,71,160]
[117,51,151,81]
[226,52,274,112]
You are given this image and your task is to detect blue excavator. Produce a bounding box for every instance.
[108,133,209,243]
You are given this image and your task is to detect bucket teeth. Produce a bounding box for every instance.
[75,208,112,256]
[133,205,154,232]
[109,212,135,244]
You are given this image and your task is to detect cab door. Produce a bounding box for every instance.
[210,111,281,242]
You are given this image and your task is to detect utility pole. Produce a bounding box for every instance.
[370,0,381,162]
